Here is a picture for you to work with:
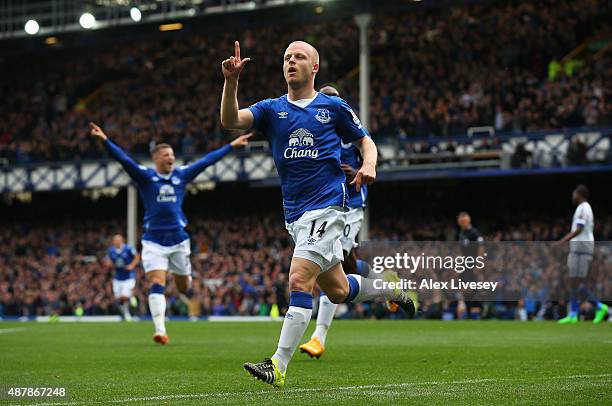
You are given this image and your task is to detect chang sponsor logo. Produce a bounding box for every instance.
[284,128,319,159]
[157,184,177,203]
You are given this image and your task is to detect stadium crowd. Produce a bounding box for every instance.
[1,211,610,320]
[1,0,610,164]
[365,0,611,139]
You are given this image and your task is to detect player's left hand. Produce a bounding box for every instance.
[230,133,253,148]
[350,163,376,192]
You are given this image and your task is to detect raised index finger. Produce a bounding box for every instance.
[235,41,240,60]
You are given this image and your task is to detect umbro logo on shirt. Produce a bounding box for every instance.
[278,111,289,119]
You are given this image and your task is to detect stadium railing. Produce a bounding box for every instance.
[1,127,611,194]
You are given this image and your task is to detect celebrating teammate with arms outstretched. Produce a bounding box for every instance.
[90,122,251,344]
[220,41,415,388]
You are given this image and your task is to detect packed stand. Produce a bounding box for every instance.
[1,0,610,164]
[1,211,610,320]
[365,0,612,139]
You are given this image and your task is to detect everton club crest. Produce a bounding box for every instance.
[315,108,331,124]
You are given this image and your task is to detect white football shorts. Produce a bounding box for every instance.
[112,278,135,299]
[141,239,192,276]
[340,207,364,253]
[286,206,347,273]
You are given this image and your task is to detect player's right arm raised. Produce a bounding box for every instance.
[220,41,254,130]
[89,122,148,183]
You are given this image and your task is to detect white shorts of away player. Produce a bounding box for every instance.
[340,207,364,253]
[141,239,192,276]
[567,252,593,278]
[286,206,347,273]
[112,278,135,299]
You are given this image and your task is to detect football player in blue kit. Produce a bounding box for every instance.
[220,41,415,387]
[90,122,251,344]
[299,85,399,359]
[105,234,139,321]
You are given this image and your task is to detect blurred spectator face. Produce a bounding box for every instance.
[457,213,471,230]
[112,234,124,248]
[152,146,175,174]
[283,42,318,88]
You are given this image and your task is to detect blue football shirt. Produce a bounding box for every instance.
[340,141,367,209]
[107,244,137,280]
[104,140,233,246]
[249,93,369,223]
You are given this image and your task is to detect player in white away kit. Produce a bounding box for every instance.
[557,185,608,324]
[104,234,139,321]
[91,123,252,344]
[220,41,415,387]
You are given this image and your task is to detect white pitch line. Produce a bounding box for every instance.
[0,327,28,334]
[20,373,612,406]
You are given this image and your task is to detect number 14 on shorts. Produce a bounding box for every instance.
[310,220,328,238]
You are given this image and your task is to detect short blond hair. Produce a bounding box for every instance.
[287,40,319,65]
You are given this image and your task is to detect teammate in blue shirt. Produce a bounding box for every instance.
[220,40,414,387]
[300,85,399,360]
[104,234,139,321]
[90,122,251,344]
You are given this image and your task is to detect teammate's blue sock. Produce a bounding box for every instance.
[184,288,194,299]
[355,259,370,278]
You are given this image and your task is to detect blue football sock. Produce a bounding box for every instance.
[569,288,579,317]
[345,275,360,302]
[578,285,602,309]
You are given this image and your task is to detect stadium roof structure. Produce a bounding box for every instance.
[0,0,332,40]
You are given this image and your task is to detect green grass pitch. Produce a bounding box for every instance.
[1,320,611,405]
